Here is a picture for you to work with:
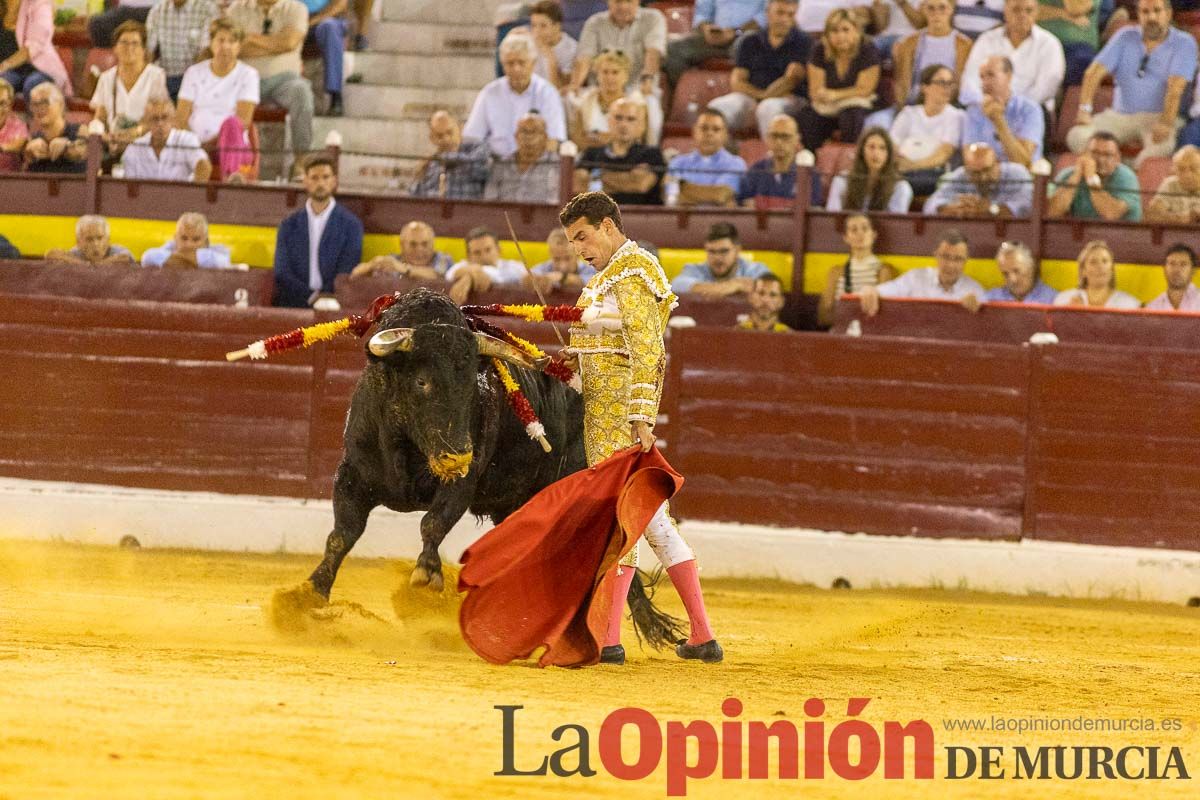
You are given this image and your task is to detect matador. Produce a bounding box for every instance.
[560,191,723,666]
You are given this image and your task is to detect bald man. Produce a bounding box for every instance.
[960,55,1043,167]
[408,111,489,199]
[575,97,665,205]
[924,141,1033,216]
[1145,145,1200,224]
[483,113,559,203]
[737,113,801,207]
[350,221,455,280]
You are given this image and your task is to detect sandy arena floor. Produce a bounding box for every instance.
[1,539,1198,799]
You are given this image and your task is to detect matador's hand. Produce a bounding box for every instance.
[632,420,656,452]
[558,347,580,372]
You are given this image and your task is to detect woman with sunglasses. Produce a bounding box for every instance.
[891,64,964,195]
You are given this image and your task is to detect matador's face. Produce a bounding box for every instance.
[564,217,620,271]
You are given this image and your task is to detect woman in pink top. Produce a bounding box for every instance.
[0,76,30,171]
[0,0,72,100]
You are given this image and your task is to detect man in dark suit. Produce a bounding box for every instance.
[272,153,364,308]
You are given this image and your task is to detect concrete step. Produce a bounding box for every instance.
[343,84,479,124]
[369,21,495,56]
[314,116,430,158]
[351,51,494,90]
[380,0,504,26]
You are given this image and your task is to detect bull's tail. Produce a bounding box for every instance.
[627,568,687,650]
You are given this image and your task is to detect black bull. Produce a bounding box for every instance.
[300,289,683,648]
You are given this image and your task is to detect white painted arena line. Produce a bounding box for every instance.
[2,477,1198,606]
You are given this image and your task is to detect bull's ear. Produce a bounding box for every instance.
[368,328,415,359]
[475,333,551,371]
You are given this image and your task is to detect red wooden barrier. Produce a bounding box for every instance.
[2,293,1198,553]
[832,296,1200,350]
[665,328,1028,540]
[0,259,275,306]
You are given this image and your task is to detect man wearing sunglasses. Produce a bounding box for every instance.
[1067,0,1195,168]
[228,0,316,161]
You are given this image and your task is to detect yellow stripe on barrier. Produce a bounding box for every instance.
[3,215,1188,303]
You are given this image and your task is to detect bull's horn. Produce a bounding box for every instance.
[368,328,415,357]
[475,333,551,371]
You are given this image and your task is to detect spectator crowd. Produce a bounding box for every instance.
[4,0,1200,320]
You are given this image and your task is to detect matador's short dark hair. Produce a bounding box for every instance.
[559,191,624,233]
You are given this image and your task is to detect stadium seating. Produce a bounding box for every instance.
[1136,157,1172,196]
[814,143,855,203]
[1051,85,1112,152]
[738,137,768,165]
[82,48,117,99]
[665,69,732,136]
[649,2,694,37]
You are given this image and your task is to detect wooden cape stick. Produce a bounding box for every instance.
[503,211,566,454]
[504,211,567,349]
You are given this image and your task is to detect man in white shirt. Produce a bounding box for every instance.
[1145,244,1200,311]
[463,32,566,156]
[959,0,1065,108]
[446,227,527,305]
[858,229,984,315]
[121,96,212,181]
[228,0,314,156]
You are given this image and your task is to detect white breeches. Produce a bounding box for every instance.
[619,501,694,569]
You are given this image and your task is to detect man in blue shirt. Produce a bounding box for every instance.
[737,113,799,206]
[1066,0,1196,167]
[924,142,1033,217]
[663,0,768,88]
[1047,130,1142,220]
[961,55,1042,167]
[304,0,349,115]
[667,108,748,206]
[671,221,771,296]
[982,241,1058,303]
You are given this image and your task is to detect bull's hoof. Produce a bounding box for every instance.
[409,565,445,592]
[427,570,445,592]
[269,581,329,633]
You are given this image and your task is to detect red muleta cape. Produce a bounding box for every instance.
[457,445,683,668]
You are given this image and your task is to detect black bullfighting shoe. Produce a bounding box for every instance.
[599,645,625,665]
[676,639,723,663]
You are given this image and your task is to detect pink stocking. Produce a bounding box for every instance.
[666,559,715,645]
[604,565,638,647]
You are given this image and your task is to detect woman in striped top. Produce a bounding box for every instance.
[819,213,897,325]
